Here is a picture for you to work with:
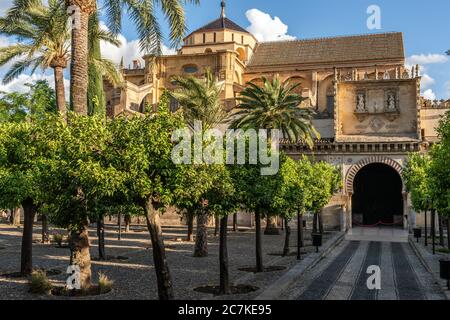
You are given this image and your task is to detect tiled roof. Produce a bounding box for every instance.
[190,17,249,35]
[247,32,405,68]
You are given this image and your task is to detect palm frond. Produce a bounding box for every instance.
[90,57,124,87]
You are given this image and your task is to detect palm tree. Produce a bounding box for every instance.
[6,0,198,114]
[0,0,122,116]
[0,0,69,113]
[170,69,227,257]
[171,69,226,130]
[67,0,199,115]
[230,75,319,147]
[230,75,319,244]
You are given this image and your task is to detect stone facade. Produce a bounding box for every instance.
[104,3,449,231]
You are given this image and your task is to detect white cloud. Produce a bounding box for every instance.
[0,73,70,100]
[99,22,176,69]
[0,1,12,15]
[421,74,435,89]
[406,54,448,65]
[423,89,436,101]
[245,9,295,42]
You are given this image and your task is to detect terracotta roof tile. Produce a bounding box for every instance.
[247,32,404,68]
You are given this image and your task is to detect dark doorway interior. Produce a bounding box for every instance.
[352,163,403,226]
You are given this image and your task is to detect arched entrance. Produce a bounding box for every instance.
[351,163,403,227]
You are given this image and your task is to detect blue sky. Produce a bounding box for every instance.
[1,0,449,99]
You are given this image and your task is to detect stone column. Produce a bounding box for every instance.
[347,193,353,230]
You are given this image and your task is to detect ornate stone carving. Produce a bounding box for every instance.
[369,117,385,132]
[356,91,366,112]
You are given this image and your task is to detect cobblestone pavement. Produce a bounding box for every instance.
[281,240,446,300]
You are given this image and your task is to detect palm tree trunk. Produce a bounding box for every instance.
[97,215,106,260]
[21,199,36,275]
[186,210,194,242]
[194,209,208,257]
[143,197,174,300]
[68,1,94,115]
[219,216,230,295]
[282,217,291,257]
[53,66,66,115]
[41,214,49,244]
[255,209,263,272]
[69,222,92,289]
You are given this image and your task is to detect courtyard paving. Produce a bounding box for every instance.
[0,222,333,300]
[279,239,447,300]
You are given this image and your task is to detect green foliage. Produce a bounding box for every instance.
[428,110,450,217]
[0,80,57,123]
[272,155,310,219]
[170,69,227,130]
[29,269,51,294]
[307,161,341,214]
[98,272,114,294]
[0,114,61,210]
[0,0,69,84]
[403,153,432,212]
[230,75,319,147]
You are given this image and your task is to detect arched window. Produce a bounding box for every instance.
[236,48,246,61]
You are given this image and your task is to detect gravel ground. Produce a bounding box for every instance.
[0,222,335,300]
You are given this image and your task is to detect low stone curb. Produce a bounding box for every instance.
[254,231,345,300]
[408,236,449,300]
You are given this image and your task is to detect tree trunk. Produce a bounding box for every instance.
[282,218,291,257]
[11,207,21,226]
[438,214,444,247]
[219,216,230,295]
[194,210,208,257]
[431,210,436,254]
[264,216,280,235]
[69,3,92,115]
[186,211,194,242]
[214,216,219,237]
[41,214,49,244]
[298,213,304,248]
[69,223,92,289]
[97,216,106,260]
[21,200,36,275]
[118,212,122,240]
[255,209,263,272]
[232,213,237,232]
[143,197,174,300]
[53,66,66,116]
[313,212,318,233]
[318,211,324,235]
[124,214,131,233]
[424,210,428,246]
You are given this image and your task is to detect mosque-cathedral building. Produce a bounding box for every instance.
[104,2,450,231]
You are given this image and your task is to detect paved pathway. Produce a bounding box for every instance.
[281,240,446,300]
